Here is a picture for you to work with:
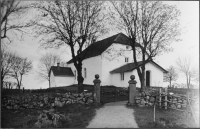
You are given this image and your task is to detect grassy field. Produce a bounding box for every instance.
[132,105,199,128]
[1,103,101,128]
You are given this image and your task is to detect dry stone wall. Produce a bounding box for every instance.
[135,88,159,107]
[134,88,190,109]
[2,92,94,110]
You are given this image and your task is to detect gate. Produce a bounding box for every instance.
[100,86,129,104]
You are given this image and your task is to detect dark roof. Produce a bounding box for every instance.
[49,66,74,77]
[67,33,141,64]
[110,60,168,74]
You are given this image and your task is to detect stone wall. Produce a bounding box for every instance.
[134,88,190,109]
[2,92,94,110]
[135,88,159,107]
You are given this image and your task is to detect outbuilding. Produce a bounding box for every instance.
[49,63,75,87]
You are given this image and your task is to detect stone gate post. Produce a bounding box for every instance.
[93,74,101,104]
[128,75,137,105]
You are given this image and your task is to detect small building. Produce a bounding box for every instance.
[110,61,168,87]
[49,63,75,87]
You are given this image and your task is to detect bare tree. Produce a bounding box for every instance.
[32,0,107,92]
[3,81,14,89]
[176,56,197,89]
[0,0,33,44]
[164,66,179,88]
[193,72,199,88]
[0,48,16,88]
[36,52,61,86]
[10,56,33,89]
[110,1,180,91]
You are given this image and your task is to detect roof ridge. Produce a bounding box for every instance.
[93,32,122,44]
[67,32,138,64]
[113,33,123,42]
[51,66,70,68]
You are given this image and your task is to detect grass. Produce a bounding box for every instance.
[1,109,39,128]
[1,103,101,128]
[132,105,199,128]
[2,84,94,95]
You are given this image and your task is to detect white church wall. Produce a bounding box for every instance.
[110,71,132,87]
[82,55,102,85]
[145,62,165,87]
[110,62,165,88]
[55,76,74,87]
[50,71,56,88]
[67,64,77,84]
[101,43,133,86]
[67,55,102,85]
[131,62,165,88]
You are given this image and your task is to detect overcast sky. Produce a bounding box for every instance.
[5,1,199,89]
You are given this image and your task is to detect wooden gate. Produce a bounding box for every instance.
[100,86,129,104]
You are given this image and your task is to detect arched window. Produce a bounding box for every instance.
[146,70,151,87]
[84,68,87,78]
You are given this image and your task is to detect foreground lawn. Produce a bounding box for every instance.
[1,103,100,128]
[132,106,199,128]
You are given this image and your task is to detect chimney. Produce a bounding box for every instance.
[57,63,60,70]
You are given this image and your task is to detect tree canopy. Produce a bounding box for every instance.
[176,56,197,89]
[164,66,179,87]
[1,0,33,44]
[110,1,180,90]
[31,0,107,92]
[36,52,61,85]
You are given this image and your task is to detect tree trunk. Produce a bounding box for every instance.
[77,62,84,93]
[19,74,23,90]
[48,78,50,88]
[141,65,145,91]
[186,75,189,89]
[77,72,84,93]
[70,42,85,93]
[16,74,21,90]
[9,82,11,89]
[169,77,172,88]
[188,76,191,89]
[1,71,4,90]
[1,78,3,90]
[141,49,146,91]
[131,36,142,91]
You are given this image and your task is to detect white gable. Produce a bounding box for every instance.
[101,43,133,85]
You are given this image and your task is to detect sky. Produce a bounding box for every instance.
[3,1,199,89]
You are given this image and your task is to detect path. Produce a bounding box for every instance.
[87,101,138,128]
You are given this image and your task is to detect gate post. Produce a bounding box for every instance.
[93,74,101,104]
[164,87,168,109]
[128,75,137,105]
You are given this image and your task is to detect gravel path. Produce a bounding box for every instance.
[87,101,138,128]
